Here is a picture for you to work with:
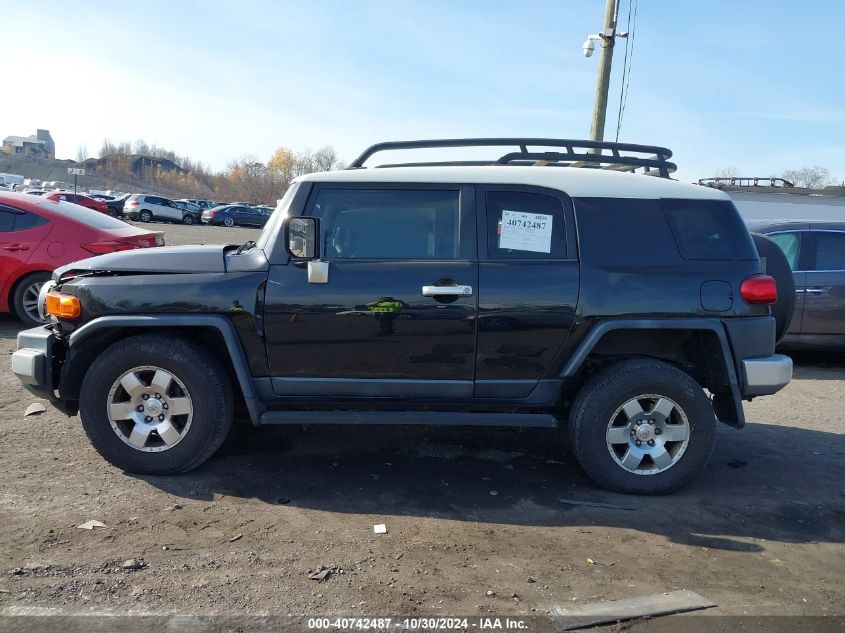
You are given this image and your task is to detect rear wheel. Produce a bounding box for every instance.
[569,359,716,495]
[139,210,153,223]
[79,335,233,474]
[223,216,235,227]
[12,272,51,326]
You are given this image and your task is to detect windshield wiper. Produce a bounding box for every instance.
[234,240,256,255]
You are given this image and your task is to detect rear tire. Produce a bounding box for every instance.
[12,272,51,326]
[139,210,153,223]
[751,233,795,343]
[223,216,234,227]
[569,359,716,495]
[79,335,233,474]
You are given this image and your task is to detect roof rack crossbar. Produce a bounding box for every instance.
[348,138,676,178]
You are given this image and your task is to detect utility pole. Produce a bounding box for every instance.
[588,0,619,148]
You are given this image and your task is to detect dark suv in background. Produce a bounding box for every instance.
[12,139,793,495]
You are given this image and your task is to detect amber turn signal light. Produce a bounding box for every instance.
[45,291,81,319]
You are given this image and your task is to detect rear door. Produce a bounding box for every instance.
[263,184,478,398]
[765,229,808,345]
[800,229,845,348]
[474,187,579,398]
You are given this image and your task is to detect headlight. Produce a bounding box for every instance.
[37,280,57,321]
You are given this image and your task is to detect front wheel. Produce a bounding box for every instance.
[569,359,716,495]
[79,335,233,474]
[182,214,195,225]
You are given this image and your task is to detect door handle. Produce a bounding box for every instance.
[804,288,826,295]
[421,284,473,297]
[1,244,29,252]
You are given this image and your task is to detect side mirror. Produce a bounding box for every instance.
[286,217,317,259]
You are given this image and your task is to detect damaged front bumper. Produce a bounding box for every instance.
[11,325,60,402]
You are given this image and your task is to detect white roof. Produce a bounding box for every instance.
[297,166,729,200]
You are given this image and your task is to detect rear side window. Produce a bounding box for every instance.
[813,232,845,270]
[768,232,802,270]
[486,191,567,259]
[0,209,14,231]
[0,206,49,231]
[663,199,757,260]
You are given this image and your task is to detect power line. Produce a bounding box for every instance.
[615,0,637,142]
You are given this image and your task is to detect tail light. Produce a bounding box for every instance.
[740,275,778,304]
[126,201,139,207]
[81,235,159,254]
[209,210,217,218]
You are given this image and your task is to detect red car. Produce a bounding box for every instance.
[0,192,164,325]
[44,191,110,214]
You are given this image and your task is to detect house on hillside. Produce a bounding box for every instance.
[1,129,55,159]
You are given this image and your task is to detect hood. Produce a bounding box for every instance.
[56,244,229,276]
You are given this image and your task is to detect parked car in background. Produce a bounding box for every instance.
[749,220,845,350]
[173,200,201,224]
[104,193,131,217]
[0,192,164,325]
[24,190,48,196]
[201,204,271,228]
[180,199,219,210]
[88,194,115,201]
[123,194,193,224]
[44,191,109,215]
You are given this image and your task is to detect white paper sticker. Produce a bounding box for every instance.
[499,210,553,253]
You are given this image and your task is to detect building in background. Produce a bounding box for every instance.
[1,129,55,159]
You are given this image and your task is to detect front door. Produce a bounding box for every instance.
[800,229,845,348]
[263,184,478,398]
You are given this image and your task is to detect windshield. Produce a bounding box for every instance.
[256,182,300,251]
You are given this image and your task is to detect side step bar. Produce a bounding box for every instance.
[259,410,558,427]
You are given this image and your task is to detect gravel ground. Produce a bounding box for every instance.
[0,222,842,631]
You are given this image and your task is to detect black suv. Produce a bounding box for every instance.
[11,139,793,494]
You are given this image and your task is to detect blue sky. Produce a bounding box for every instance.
[7,1,845,182]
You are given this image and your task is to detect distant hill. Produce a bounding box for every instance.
[0,153,214,198]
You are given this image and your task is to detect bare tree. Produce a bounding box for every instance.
[781,166,834,189]
[714,166,740,180]
[76,144,89,163]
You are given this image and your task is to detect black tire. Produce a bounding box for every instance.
[79,335,233,474]
[12,271,51,326]
[568,358,716,495]
[182,214,195,225]
[223,216,235,227]
[751,233,795,343]
[139,210,153,223]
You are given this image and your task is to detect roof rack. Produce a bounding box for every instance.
[698,177,795,189]
[347,138,677,178]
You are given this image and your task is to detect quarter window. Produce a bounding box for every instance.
[486,191,567,259]
[313,189,462,260]
[813,232,845,271]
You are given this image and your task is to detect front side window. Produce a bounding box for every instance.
[486,191,567,259]
[313,189,462,260]
[813,232,845,271]
[768,232,802,270]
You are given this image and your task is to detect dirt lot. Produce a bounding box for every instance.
[0,223,843,631]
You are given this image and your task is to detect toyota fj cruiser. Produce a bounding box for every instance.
[11,139,794,494]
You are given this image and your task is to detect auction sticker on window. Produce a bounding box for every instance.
[499,210,553,253]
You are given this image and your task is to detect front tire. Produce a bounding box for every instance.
[569,359,716,495]
[182,214,195,225]
[79,335,233,474]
